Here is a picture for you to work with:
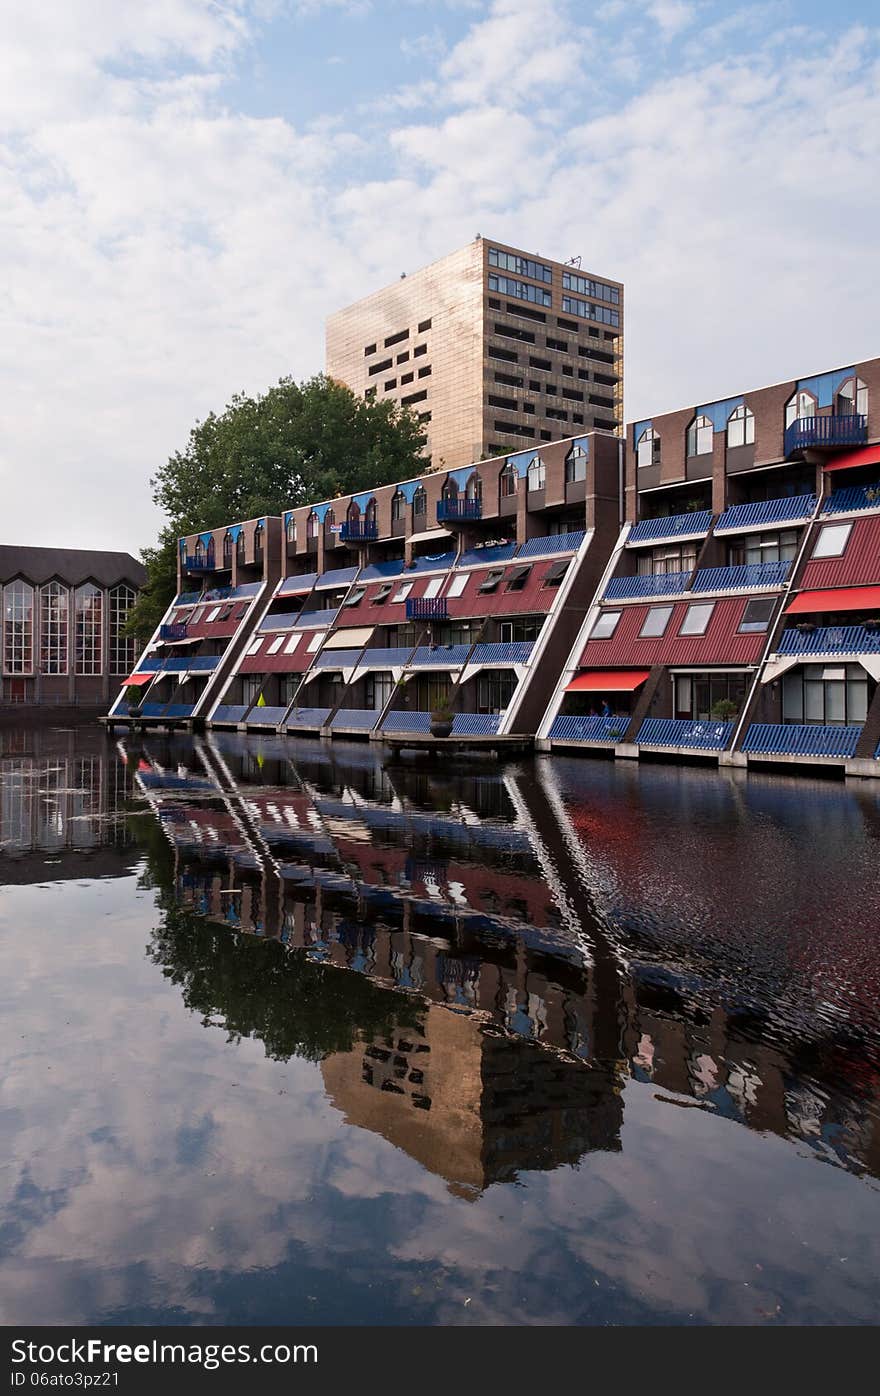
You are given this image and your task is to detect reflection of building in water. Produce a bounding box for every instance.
[132,730,880,1186]
[0,727,136,880]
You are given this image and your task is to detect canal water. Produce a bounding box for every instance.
[1,724,879,1326]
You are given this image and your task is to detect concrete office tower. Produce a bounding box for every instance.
[326,238,623,471]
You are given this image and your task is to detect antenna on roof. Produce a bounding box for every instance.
[565,255,582,268]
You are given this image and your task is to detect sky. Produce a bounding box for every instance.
[2,0,880,555]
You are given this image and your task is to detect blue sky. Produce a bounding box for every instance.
[2,0,880,551]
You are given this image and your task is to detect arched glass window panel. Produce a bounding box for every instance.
[194,538,206,561]
[324,509,335,529]
[74,583,103,676]
[223,531,234,564]
[499,464,518,498]
[441,478,458,501]
[109,584,137,676]
[785,390,816,428]
[637,428,660,468]
[565,445,588,483]
[527,457,545,491]
[686,415,713,457]
[391,491,405,521]
[3,580,34,674]
[836,377,868,418]
[236,530,247,562]
[285,515,296,544]
[465,474,482,501]
[306,511,319,539]
[365,498,377,525]
[413,486,427,515]
[253,522,264,555]
[727,405,755,448]
[39,582,68,675]
[347,500,361,522]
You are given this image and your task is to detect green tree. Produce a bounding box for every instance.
[126,374,426,640]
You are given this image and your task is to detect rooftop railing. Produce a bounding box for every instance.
[784,413,866,456]
[715,494,816,532]
[742,723,862,758]
[776,624,880,655]
[691,560,791,591]
[406,597,448,621]
[604,571,691,600]
[437,498,482,523]
[627,510,713,544]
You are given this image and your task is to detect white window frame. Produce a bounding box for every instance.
[307,631,324,652]
[267,636,284,654]
[811,522,852,559]
[206,606,221,622]
[679,602,715,637]
[423,577,443,599]
[284,633,300,654]
[639,605,674,638]
[246,638,263,656]
[391,582,414,602]
[447,574,468,598]
[589,610,622,640]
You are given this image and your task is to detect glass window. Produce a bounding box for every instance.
[306,632,324,652]
[413,486,427,516]
[739,598,775,632]
[391,491,405,521]
[74,583,103,675]
[3,580,34,674]
[284,634,300,654]
[589,610,621,640]
[812,522,852,558]
[687,415,713,457]
[267,636,284,654]
[488,273,551,306]
[505,566,531,592]
[637,544,697,576]
[561,295,619,327]
[730,529,798,566]
[637,428,660,468]
[344,586,366,607]
[565,446,588,483]
[478,569,504,594]
[109,584,137,675]
[391,582,414,602]
[500,464,518,497]
[639,606,674,638]
[488,248,552,283]
[39,582,68,675]
[423,578,443,599]
[447,574,468,598]
[837,377,868,418]
[561,271,619,304]
[527,458,545,491]
[246,638,263,656]
[285,516,296,543]
[785,390,816,428]
[372,583,393,604]
[782,663,868,725]
[306,512,319,539]
[727,405,755,448]
[679,602,715,636]
[206,606,221,622]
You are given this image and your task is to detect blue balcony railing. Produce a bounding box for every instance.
[468,641,535,665]
[604,571,691,600]
[211,705,249,723]
[329,709,381,730]
[821,482,880,515]
[339,521,378,542]
[314,648,363,668]
[549,714,630,742]
[777,625,880,655]
[406,597,448,622]
[627,510,713,544]
[285,707,332,729]
[742,723,862,758]
[411,644,472,666]
[355,647,414,668]
[784,413,866,456]
[692,560,790,592]
[382,711,432,733]
[637,717,734,750]
[159,623,188,641]
[184,554,213,571]
[715,494,816,532]
[437,497,482,523]
[451,713,501,736]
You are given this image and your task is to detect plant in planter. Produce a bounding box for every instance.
[125,684,143,718]
[710,698,739,721]
[429,705,454,738]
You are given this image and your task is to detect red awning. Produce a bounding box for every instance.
[823,445,880,473]
[566,669,651,692]
[123,672,154,686]
[787,586,880,615]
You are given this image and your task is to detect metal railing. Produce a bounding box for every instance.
[691,560,790,591]
[451,713,501,735]
[406,597,448,621]
[411,644,472,666]
[184,555,214,571]
[437,498,482,523]
[742,723,862,757]
[329,709,380,729]
[627,510,713,544]
[821,482,880,515]
[715,494,816,532]
[159,623,188,641]
[468,641,535,665]
[549,714,630,742]
[604,571,691,600]
[784,413,866,455]
[339,520,378,542]
[777,625,880,655]
[637,717,735,749]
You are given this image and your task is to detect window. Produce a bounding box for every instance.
[727,404,755,448]
[206,606,221,622]
[194,538,205,563]
[477,669,518,714]
[74,583,103,675]
[40,582,68,674]
[561,295,619,327]
[785,389,816,428]
[566,445,588,483]
[401,388,427,406]
[391,583,413,602]
[739,598,775,632]
[465,473,482,502]
[255,523,265,556]
[236,530,246,563]
[391,490,406,521]
[562,271,620,304]
[505,565,531,592]
[417,365,431,379]
[500,464,517,498]
[267,636,284,654]
[812,522,852,559]
[447,574,468,598]
[499,618,541,643]
[441,479,457,503]
[418,318,432,332]
[413,486,427,516]
[306,512,318,540]
[365,672,394,711]
[365,500,377,528]
[246,638,263,656]
[687,414,714,457]
[674,672,748,722]
[372,583,393,604]
[4,580,34,674]
[589,610,621,640]
[396,351,409,364]
[527,458,545,491]
[364,343,376,355]
[306,631,324,653]
[368,358,393,376]
[636,428,660,468]
[488,274,551,306]
[413,343,427,358]
[637,543,696,577]
[782,663,868,726]
[488,248,552,283]
[543,559,569,587]
[836,377,868,418]
[478,569,505,594]
[423,578,443,599]
[679,602,715,636]
[639,605,674,638]
[384,378,396,391]
[400,372,413,385]
[109,584,137,675]
[729,529,798,567]
[344,586,366,607]
[284,634,300,655]
[384,329,409,347]
[224,530,235,564]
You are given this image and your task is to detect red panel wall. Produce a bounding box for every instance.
[580,595,768,668]
[800,513,880,590]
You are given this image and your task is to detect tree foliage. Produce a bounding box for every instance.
[127,374,426,639]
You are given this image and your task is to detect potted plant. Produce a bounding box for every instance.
[710,698,738,721]
[125,684,143,720]
[429,704,454,738]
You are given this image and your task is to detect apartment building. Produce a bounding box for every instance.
[325,237,623,471]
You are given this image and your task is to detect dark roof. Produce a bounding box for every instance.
[0,545,146,588]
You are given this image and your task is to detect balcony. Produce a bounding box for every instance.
[340,520,379,542]
[159,623,188,641]
[776,624,880,655]
[742,723,862,758]
[784,413,866,457]
[355,647,414,668]
[411,644,472,666]
[627,510,713,545]
[437,498,482,524]
[821,482,880,515]
[636,717,734,750]
[691,560,790,592]
[604,571,691,601]
[468,641,535,665]
[406,597,448,622]
[184,554,213,572]
[715,494,816,532]
[549,714,629,743]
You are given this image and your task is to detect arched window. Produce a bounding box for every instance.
[40,582,68,675]
[306,511,319,539]
[206,536,215,567]
[636,428,660,469]
[836,377,868,418]
[194,538,206,562]
[285,514,296,544]
[324,508,335,531]
[465,473,482,502]
[74,583,103,676]
[223,531,234,566]
[566,443,589,483]
[236,530,246,564]
[441,478,458,502]
[253,522,264,558]
[391,490,406,521]
[346,500,361,524]
[687,415,713,457]
[365,498,377,527]
[109,584,137,676]
[785,390,816,429]
[527,457,545,491]
[413,486,427,516]
[727,405,755,448]
[499,463,517,498]
[3,580,34,674]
